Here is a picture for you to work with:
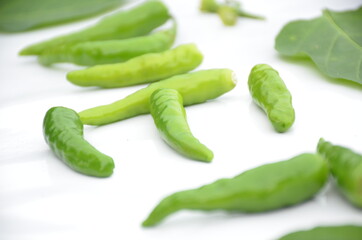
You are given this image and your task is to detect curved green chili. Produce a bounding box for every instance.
[142,153,328,227]
[38,20,177,66]
[150,88,213,162]
[19,0,170,56]
[278,225,362,240]
[43,106,114,177]
[317,138,362,208]
[248,64,295,133]
[79,69,237,126]
[66,43,203,88]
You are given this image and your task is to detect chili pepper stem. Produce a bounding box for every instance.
[238,10,265,20]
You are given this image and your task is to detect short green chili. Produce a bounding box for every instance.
[150,89,213,162]
[66,43,203,88]
[217,5,238,26]
[278,225,362,240]
[38,20,177,66]
[19,0,170,56]
[79,69,237,126]
[43,106,114,177]
[317,138,362,208]
[248,64,295,133]
[142,153,328,227]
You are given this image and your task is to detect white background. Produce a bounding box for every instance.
[1,0,362,239]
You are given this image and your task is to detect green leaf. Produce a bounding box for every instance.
[0,0,129,32]
[275,6,362,84]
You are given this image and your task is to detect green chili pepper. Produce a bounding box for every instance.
[278,225,362,240]
[66,43,203,88]
[43,106,114,177]
[79,69,237,125]
[200,0,264,21]
[317,138,362,208]
[19,0,170,56]
[248,64,295,133]
[200,0,219,12]
[38,20,177,66]
[150,88,213,162]
[142,153,328,227]
[217,5,238,26]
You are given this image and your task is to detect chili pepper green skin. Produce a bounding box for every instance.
[278,225,362,240]
[142,153,328,227]
[43,107,114,177]
[66,43,203,88]
[19,0,170,56]
[150,89,213,162]
[38,22,177,66]
[200,0,219,12]
[79,69,237,126]
[248,64,295,133]
[317,139,362,208]
[217,5,238,26]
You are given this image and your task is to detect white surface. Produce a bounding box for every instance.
[1,0,362,239]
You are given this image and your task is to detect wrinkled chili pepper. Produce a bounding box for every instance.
[43,106,114,177]
[248,64,295,133]
[150,88,213,162]
[317,138,362,208]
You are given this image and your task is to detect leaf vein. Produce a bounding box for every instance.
[325,34,339,73]
[295,20,321,54]
[357,55,362,81]
[323,9,362,51]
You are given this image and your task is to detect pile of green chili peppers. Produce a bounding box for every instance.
[37,1,238,176]
[26,0,361,237]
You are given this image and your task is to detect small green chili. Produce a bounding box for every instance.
[43,106,114,177]
[79,69,237,126]
[38,21,177,66]
[317,138,362,208]
[142,153,328,227]
[150,88,213,162]
[19,0,170,56]
[217,5,238,26]
[248,64,295,133]
[66,43,203,88]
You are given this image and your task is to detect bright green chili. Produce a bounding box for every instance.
[66,43,203,88]
[217,5,238,26]
[79,69,237,126]
[150,88,213,162]
[19,0,170,56]
[142,153,328,227]
[38,20,177,66]
[43,106,114,177]
[317,138,362,208]
[248,64,295,133]
[278,225,362,240]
